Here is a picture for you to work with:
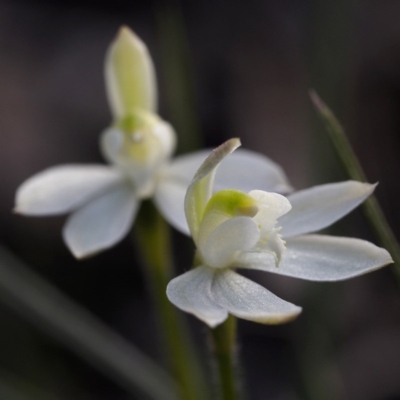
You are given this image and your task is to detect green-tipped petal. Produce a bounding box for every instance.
[105,26,157,119]
[184,138,241,243]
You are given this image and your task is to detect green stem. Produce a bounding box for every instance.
[310,90,400,283]
[135,201,208,400]
[210,315,239,400]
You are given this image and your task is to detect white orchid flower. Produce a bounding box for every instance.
[14,27,291,259]
[167,139,393,328]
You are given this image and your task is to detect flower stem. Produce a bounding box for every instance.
[210,315,240,400]
[135,201,208,400]
[310,90,400,283]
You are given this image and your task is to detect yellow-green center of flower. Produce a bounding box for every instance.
[100,108,176,197]
[203,189,259,219]
[196,189,290,269]
[197,189,260,268]
[116,110,164,164]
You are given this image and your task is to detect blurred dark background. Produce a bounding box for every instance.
[0,0,400,399]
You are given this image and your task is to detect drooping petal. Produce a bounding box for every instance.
[185,139,241,242]
[105,26,157,119]
[15,165,122,216]
[279,181,376,238]
[154,178,189,234]
[237,234,393,281]
[166,266,228,328]
[163,148,292,195]
[199,216,260,268]
[211,270,302,324]
[63,183,139,258]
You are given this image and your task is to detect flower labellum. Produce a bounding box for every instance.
[167,139,393,328]
[14,28,292,259]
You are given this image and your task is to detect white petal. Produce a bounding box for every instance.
[185,139,240,242]
[211,270,302,324]
[154,178,189,234]
[63,183,138,258]
[279,181,376,238]
[163,148,292,194]
[237,234,393,281]
[216,149,292,193]
[15,165,122,216]
[199,217,260,268]
[105,26,157,119]
[166,266,228,328]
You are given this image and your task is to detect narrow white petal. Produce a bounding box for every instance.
[15,165,122,216]
[200,217,260,268]
[237,234,393,281]
[279,181,376,238]
[166,266,228,328]
[185,139,240,242]
[63,183,138,258]
[154,179,189,235]
[211,270,302,324]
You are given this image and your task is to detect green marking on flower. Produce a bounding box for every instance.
[203,189,259,219]
[115,110,166,164]
[196,190,259,263]
[100,107,176,197]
